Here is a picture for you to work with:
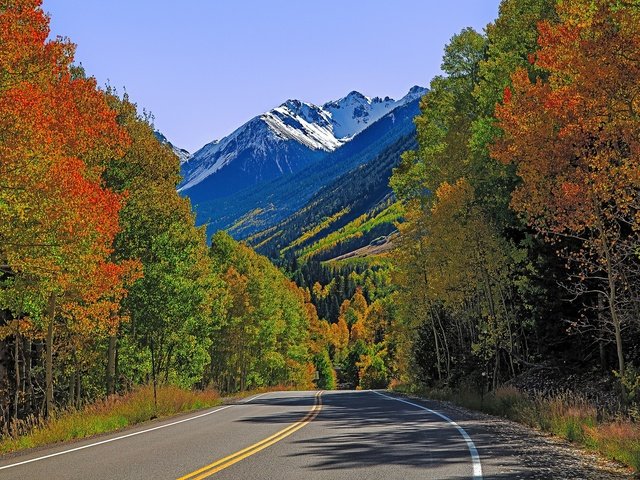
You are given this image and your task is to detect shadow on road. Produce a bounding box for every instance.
[238,390,631,479]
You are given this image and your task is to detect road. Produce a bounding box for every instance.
[0,390,624,479]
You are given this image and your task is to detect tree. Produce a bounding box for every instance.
[209,232,313,393]
[389,4,556,390]
[0,0,134,418]
[313,349,336,390]
[391,28,486,202]
[103,95,217,394]
[330,317,349,363]
[492,0,640,376]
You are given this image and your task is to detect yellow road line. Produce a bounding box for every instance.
[177,391,323,480]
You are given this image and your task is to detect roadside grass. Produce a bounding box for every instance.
[0,383,303,455]
[0,385,221,454]
[393,383,640,472]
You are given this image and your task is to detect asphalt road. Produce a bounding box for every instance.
[0,389,566,479]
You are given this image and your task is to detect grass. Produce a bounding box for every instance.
[0,383,303,455]
[0,385,220,454]
[393,383,640,472]
[282,207,350,253]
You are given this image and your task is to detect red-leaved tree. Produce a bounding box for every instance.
[492,0,640,376]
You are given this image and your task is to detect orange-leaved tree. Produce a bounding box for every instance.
[492,0,640,376]
[0,0,136,417]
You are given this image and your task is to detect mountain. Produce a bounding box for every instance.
[187,91,425,241]
[154,131,191,164]
[248,134,417,262]
[323,85,425,139]
[178,86,426,199]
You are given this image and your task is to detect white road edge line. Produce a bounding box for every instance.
[372,390,483,480]
[240,392,270,403]
[0,390,277,471]
[0,404,240,470]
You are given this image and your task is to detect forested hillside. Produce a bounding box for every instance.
[249,134,416,261]
[0,0,322,429]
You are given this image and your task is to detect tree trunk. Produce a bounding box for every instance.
[45,293,56,418]
[164,345,173,384]
[613,313,624,376]
[106,335,116,396]
[149,337,157,413]
[429,312,442,381]
[76,371,82,409]
[24,338,33,414]
[595,204,625,376]
[433,307,450,380]
[13,330,20,421]
[114,340,120,393]
[597,293,607,371]
[605,255,625,376]
[68,369,75,407]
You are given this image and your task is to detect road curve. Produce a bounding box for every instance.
[0,390,493,479]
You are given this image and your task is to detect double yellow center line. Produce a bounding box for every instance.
[177,391,323,480]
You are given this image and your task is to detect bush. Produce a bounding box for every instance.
[359,355,389,389]
[314,350,336,390]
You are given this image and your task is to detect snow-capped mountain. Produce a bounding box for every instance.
[323,85,426,139]
[178,86,426,195]
[187,88,425,239]
[154,131,191,164]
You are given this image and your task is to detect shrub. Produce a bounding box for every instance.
[314,350,336,390]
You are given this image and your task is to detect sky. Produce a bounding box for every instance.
[43,1,502,152]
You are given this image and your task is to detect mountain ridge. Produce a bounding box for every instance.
[154,131,191,164]
[178,86,426,195]
[187,92,424,241]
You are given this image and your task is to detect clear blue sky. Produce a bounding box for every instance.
[43,1,501,152]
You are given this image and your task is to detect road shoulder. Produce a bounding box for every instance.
[385,391,633,479]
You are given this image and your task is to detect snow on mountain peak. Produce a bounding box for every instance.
[262,101,342,152]
[323,90,404,140]
[179,85,426,192]
[154,131,191,164]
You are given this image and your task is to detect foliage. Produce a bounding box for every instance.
[385,13,640,478]
[208,232,315,393]
[313,350,336,390]
[492,0,640,376]
[0,0,139,419]
[101,94,218,392]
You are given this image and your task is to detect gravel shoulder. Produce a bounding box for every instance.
[402,393,634,479]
